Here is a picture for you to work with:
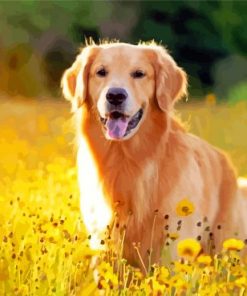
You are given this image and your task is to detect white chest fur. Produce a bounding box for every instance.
[77,136,112,249]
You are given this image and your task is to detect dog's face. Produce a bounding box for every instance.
[61,42,187,141]
[89,45,155,140]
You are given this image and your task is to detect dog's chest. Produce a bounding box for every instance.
[77,137,158,247]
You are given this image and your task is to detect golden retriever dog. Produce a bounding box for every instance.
[61,41,247,270]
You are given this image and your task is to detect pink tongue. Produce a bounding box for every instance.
[106,117,129,139]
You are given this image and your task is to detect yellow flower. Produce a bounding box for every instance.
[176,198,195,217]
[170,275,188,290]
[235,277,247,287]
[168,232,179,241]
[174,261,193,274]
[197,254,212,266]
[156,266,169,282]
[177,238,201,259]
[134,270,144,280]
[223,238,245,251]
[16,284,29,295]
[152,277,166,294]
[98,262,112,275]
[145,276,166,294]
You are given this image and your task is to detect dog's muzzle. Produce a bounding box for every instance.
[99,87,144,140]
[100,108,143,140]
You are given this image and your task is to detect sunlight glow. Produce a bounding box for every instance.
[238,177,247,198]
[238,177,247,187]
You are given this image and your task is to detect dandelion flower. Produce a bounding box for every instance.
[223,238,245,251]
[174,261,193,274]
[197,254,212,266]
[176,199,195,217]
[152,278,166,293]
[177,238,201,259]
[157,266,169,282]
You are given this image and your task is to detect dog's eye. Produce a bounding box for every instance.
[131,70,146,79]
[96,68,107,77]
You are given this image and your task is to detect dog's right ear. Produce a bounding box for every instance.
[61,46,99,111]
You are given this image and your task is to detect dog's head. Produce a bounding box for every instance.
[61,42,187,141]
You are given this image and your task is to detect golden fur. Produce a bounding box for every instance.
[61,41,247,270]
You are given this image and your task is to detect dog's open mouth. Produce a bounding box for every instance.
[100,109,143,140]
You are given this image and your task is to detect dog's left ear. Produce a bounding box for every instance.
[151,46,187,112]
[61,46,99,111]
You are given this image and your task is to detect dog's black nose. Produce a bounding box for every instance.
[106,88,128,105]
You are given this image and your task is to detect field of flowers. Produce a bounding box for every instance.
[0,96,247,295]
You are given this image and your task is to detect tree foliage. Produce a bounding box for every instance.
[0,0,246,99]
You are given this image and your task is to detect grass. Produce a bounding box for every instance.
[0,96,247,295]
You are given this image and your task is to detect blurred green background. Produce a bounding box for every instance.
[0,0,246,102]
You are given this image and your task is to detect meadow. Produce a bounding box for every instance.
[0,96,247,295]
